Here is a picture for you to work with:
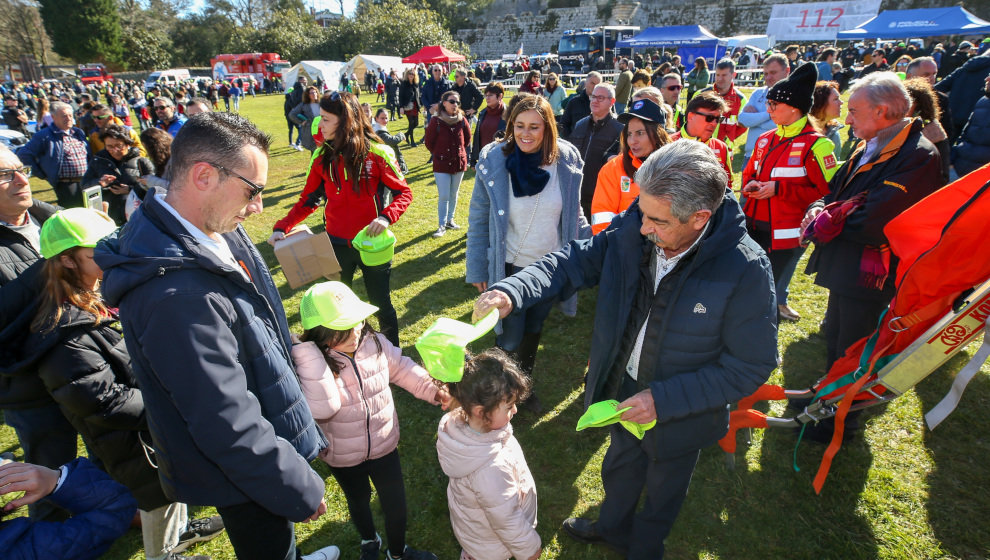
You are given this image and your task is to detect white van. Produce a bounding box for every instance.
[145,69,191,90]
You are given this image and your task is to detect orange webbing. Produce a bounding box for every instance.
[737,384,788,411]
[718,409,771,453]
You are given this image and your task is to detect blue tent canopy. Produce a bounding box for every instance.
[837,7,990,39]
[617,25,725,48]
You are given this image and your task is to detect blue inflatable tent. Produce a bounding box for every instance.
[616,25,727,65]
[837,7,990,39]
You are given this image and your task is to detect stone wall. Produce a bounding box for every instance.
[458,0,990,59]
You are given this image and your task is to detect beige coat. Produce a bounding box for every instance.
[436,410,539,560]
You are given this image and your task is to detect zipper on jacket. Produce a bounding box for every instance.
[346,353,373,460]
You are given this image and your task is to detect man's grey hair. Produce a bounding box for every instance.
[660,73,681,85]
[430,64,444,73]
[587,71,603,82]
[763,54,788,70]
[632,86,662,105]
[906,56,936,76]
[154,96,174,108]
[849,72,911,120]
[50,101,72,115]
[593,82,616,99]
[715,58,735,72]
[635,141,726,222]
[454,67,468,77]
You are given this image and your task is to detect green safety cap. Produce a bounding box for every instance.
[352,226,396,267]
[39,208,117,259]
[299,281,379,330]
[416,308,499,382]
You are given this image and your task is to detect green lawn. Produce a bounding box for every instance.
[3,91,989,560]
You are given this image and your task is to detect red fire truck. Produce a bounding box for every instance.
[78,63,114,85]
[209,53,291,83]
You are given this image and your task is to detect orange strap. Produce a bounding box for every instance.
[887,293,957,332]
[718,409,770,454]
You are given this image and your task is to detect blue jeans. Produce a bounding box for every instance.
[434,171,464,226]
[217,501,298,560]
[4,403,79,519]
[495,263,557,352]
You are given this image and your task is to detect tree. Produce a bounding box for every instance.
[120,27,171,70]
[206,0,273,28]
[0,0,54,67]
[256,9,320,63]
[327,1,469,59]
[170,12,233,66]
[39,0,122,64]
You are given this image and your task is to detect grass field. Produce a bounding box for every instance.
[3,90,989,560]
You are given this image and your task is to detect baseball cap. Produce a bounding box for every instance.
[617,98,666,126]
[351,227,396,267]
[415,309,499,382]
[299,281,379,330]
[39,208,117,259]
[960,41,974,49]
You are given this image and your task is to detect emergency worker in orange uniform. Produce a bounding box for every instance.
[742,63,838,322]
[590,99,671,234]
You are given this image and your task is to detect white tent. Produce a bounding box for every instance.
[284,60,346,89]
[345,55,413,80]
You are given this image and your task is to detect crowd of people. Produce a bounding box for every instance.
[1,32,989,560]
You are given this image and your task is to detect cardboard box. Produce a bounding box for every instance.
[273,226,341,289]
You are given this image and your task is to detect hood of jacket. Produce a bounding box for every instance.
[0,303,110,375]
[437,409,513,479]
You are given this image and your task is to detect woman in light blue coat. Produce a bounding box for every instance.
[542,72,568,116]
[466,95,590,412]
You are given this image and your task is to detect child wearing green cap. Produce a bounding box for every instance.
[292,281,450,560]
[436,349,541,560]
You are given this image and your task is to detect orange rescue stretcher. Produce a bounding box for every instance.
[719,164,990,494]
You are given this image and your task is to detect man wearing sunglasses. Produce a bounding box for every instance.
[87,104,146,156]
[739,54,790,166]
[671,91,733,190]
[698,58,747,148]
[658,74,684,130]
[96,112,341,560]
[152,97,187,137]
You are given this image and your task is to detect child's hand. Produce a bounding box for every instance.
[436,386,453,410]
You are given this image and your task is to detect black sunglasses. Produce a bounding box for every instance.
[690,111,724,124]
[665,85,683,91]
[154,105,170,111]
[445,99,460,105]
[203,162,265,200]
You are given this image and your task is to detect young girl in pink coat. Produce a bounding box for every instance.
[292,281,449,560]
[436,349,541,560]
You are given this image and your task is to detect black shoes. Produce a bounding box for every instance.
[561,518,627,555]
[173,515,225,554]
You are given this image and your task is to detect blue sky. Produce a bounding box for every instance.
[188,0,357,17]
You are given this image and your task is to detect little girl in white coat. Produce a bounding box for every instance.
[292,282,450,560]
[436,349,541,560]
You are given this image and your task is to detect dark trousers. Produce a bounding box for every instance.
[217,500,298,560]
[54,180,83,208]
[750,229,805,307]
[496,263,556,374]
[823,292,889,370]
[597,424,699,559]
[405,113,419,145]
[286,119,296,144]
[4,403,79,519]
[334,242,399,347]
[329,449,407,554]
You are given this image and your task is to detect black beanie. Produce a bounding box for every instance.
[767,62,818,114]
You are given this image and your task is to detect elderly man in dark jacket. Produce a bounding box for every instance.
[0,145,79,522]
[474,141,778,559]
[804,72,944,372]
[559,72,602,138]
[568,82,623,220]
[95,113,338,560]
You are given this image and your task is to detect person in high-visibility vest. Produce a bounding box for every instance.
[741,62,838,322]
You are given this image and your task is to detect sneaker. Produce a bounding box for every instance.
[385,546,438,560]
[168,555,210,560]
[301,545,341,560]
[432,226,445,238]
[294,144,304,151]
[172,515,224,553]
[359,534,381,560]
[444,221,460,230]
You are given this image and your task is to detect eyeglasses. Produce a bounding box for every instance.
[690,111,724,124]
[328,91,341,102]
[665,85,683,92]
[202,162,265,200]
[766,101,779,112]
[154,105,170,111]
[590,94,612,102]
[93,114,112,120]
[0,166,31,183]
[445,99,460,105]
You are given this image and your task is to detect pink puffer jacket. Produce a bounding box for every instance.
[436,410,539,560]
[293,333,440,468]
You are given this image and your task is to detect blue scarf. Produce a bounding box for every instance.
[505,148,550,198]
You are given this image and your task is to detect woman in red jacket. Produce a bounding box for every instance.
[424,90,471,237]
[269,92,412,345]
